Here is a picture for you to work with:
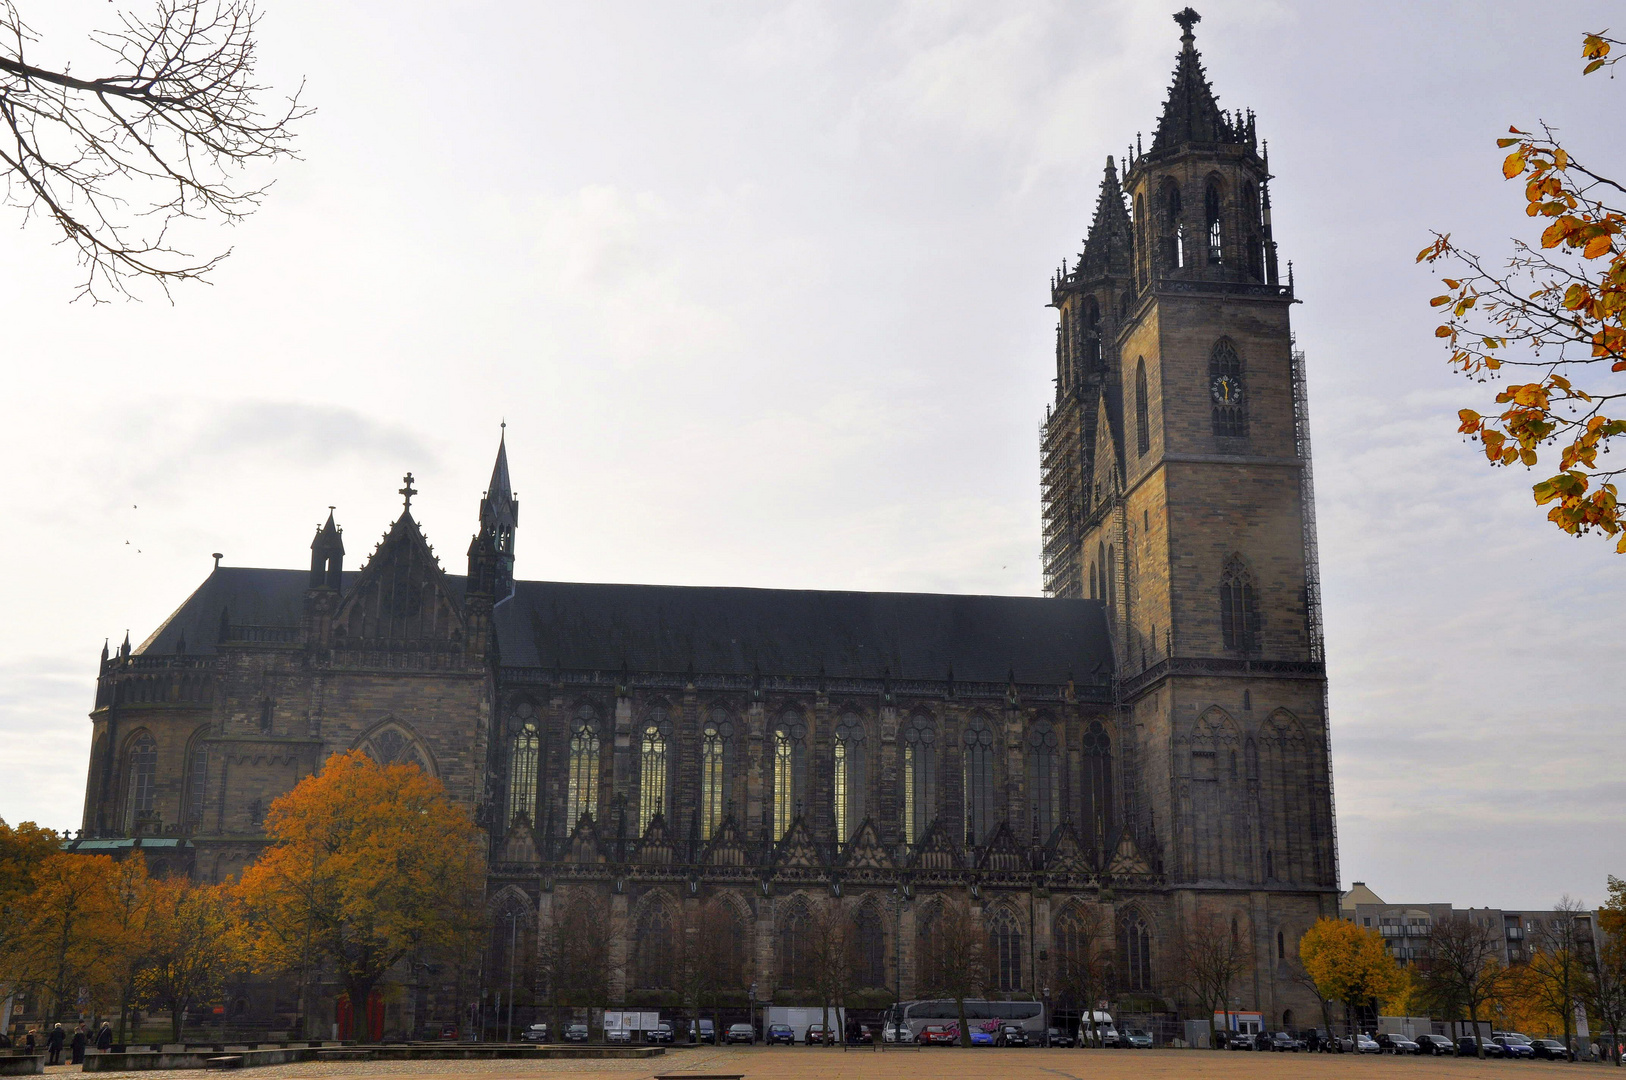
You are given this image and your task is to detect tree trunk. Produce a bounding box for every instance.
[957,996,969,1048]
[1468,1004,1482,1058]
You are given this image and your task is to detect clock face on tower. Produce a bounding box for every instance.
[1211,373,1243,406]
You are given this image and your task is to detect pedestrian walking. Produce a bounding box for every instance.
[46,1023,64,1065]
[70,1024,87,1064]
[24,1027,36,1053]
[96,1022,113,1052]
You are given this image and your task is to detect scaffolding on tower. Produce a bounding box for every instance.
[1289,342,1339,890]
[1039,410,1081,598]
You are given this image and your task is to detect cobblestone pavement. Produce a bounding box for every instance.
[43,1047,1592,1080]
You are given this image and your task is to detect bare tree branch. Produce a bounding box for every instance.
[0,0,309,301]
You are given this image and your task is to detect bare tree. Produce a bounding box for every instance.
[1051,903,1113,1048]
[543,890,607,1036]
[1417,914,1504,1058]
[1527,898,1591,1059]
[0,0,307,300]
[914,897,988,1048]
[1587,936,1626,1066]
[809,898,852,1048]
[684,899,745,1047]
[1175,913,1250,1050]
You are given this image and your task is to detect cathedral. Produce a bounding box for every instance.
[77,10,1337,1037]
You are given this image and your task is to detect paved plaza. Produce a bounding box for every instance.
[44,1047,1599,1080]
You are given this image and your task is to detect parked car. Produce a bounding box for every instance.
[846,1025,874,1045]
[1124,1028,1154,1049]
[1493,1037,1536,1059]
[1458,1036,1505,1058]
[1269,1031,1304,1052]
[1378,1033,1420,1054]
[969,1028,995,1046]
[1046,1027,1075,1048]
[917,1025,957,1046]
[519,1024,549,1043]
[605,1029,631,1044]
[1532,1039,1571,1060]
[689,1020,716,1044]
[999,1025,1029,1047]
[434,1024,460,1041]
[645,1023,673,1044]
[766,1024,795,1045]
[724,1024,754,1045]
[1353,1033,1381,1054]
[1226,1031,1255,1050]
[882,1022,912,1044]
[1415,1034,1454,1055]
[563,1024,589,1043]
[805,1024,832,1045]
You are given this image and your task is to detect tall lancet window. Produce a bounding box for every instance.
[566,706,600,825]
[1135,358,1150,458]
[700,709,733,839]
[902,713,937,845]
[1206,180,1224,264]
[1220,556,1261,653]
[773,712,807,840]
[833,712,866,843]
[1164,181,1184,269]
[963,715,996,845]
[1082,296,1101,369]
[1026,717,1060,840]
[126,732,158,828]
[508,707,540,826]
[639,707,672,835]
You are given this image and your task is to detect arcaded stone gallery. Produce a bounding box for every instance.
[76,12,1338,1037]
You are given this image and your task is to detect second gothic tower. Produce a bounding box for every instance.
[1041,8,1336,895]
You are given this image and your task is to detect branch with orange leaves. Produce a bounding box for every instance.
[1418,31,1626,550]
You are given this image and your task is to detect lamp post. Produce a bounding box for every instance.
[1042,986,1050,1047]
[504,910,521,1043]
[749,983,758,1045]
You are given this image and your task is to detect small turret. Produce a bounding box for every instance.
[309,508,345,589]
[474,425,519,601]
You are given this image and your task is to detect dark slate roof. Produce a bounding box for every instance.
[495,580,1112,683]
[136,568,1114,683]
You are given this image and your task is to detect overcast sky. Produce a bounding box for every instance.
[2,0,1620,911]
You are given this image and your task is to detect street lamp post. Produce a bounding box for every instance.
[749,983,758,1045]
[1042,986,1050,1047]
[505,911,520,1043]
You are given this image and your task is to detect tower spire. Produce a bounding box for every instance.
[1149,7,1240,155]
[474,426,519,601]
[1077,155,1132,279]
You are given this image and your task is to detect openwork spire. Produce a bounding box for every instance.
[1077,156,1132,278]
[1149,8,1247,154]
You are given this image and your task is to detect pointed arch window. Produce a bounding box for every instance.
[834,712,866,843]
[1089,561,1098,600]
[1081,720,1113,851]
[902,713,937,845]
[184,737,208,828]
[566,706,600,825]
[778,902,812,989]
[1082,296,1101,369]
[1243,183,1263,280]
[1119,911,1152,992]
[633,903,675,990]
[1026,718,1060,840]
[1134,358,1150,457]
[1163,181,1184,269]
[1209,338,1248,438]
[1205,180,1223,264]
[989,907,1023,992]
[508,704,540,826]
[1106,545,1116,608]
[1220,556,1261,653]
[701,709,733,839]
[853,904,886,988]
[962,715,996,845]
[126,732,158,828]
[772,711,808,839]
[639,706,672,835]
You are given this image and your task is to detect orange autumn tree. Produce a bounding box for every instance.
[236,751,484,1040]
[2,852,143,1022]
[134,877,238,1042]
[1420,30,1626,548]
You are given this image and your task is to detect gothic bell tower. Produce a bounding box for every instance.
[1041,8,1338,959]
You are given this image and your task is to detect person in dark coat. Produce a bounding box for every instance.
[24,1028,36,1053]
[96,1022,113,1052]
[46,1023,64,1065]
[70,1024,88,1064]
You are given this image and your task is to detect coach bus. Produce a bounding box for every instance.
[885,999,1047,1042]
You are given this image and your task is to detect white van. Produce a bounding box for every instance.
[1079,1011,1119,1046]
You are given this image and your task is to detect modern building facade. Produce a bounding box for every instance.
[76,9,1337,1035]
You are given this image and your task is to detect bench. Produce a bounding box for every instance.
[316,1050,375,1061]
[203,1057,243,1070]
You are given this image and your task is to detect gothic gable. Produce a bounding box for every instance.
[910,816,962,871]
[566,812,605,865]
[1106,829,1153,879]
[1090,387,1124,498]
[773,816,820,870]
[637,811,675,865]
[1044,819,1094,875]
[839,818,892,871]
[977,820,1027,873]
[702,813,749,867]
[334,505,466,652]
[496,821,541,866]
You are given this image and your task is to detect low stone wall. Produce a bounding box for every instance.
[84,1048,318,1072]
[0,1055,43,1076]
[84,1044,664,1070]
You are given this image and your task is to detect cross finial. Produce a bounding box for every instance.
[399,472,417,510]
[1174,7,1200,39]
